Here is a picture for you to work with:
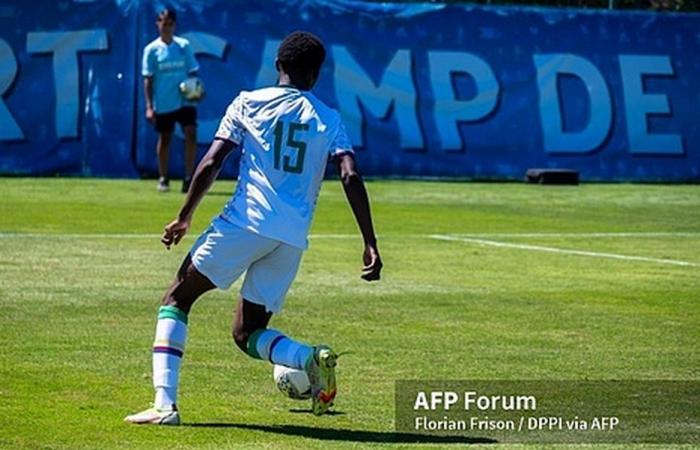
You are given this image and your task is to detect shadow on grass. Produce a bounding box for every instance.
[286,407,346,415]
[186,422,497,444]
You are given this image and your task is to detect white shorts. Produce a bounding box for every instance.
[189,216,303,313]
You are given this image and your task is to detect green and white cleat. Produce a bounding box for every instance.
[305,345,338,416]
[124,405,181,426]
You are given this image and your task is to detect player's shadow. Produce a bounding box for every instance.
[187,422,497,444]
[287,407,346,415]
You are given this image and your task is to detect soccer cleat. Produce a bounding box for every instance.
[157,177,170,193]
[124,405,181,426]
[305,345,337,416]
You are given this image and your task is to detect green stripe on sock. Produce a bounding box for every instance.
[158,305,188,325]
[246,329,265,360]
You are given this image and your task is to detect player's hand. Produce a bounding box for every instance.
[361,243,382,282]
[145,106,155,123]
[161,218,190,250]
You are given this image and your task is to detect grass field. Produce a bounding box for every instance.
[0,178,698,449]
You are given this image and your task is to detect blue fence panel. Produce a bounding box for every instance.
[0,1,137,177]
[1,1,699,181]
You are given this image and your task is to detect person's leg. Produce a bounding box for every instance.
[231,297,271,353]
[125,255,215,425]
[231,296,337,415]
[231,243,338,415]
[231,297,312,371]
[156,130,172,190]
[231,242,312,369]
[180,107,198,193]
[154,111,175,192]
[153,255,215,405]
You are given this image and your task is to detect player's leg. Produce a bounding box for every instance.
[231,243,308,367]
[153,255,215,410]
[234,299,338,416]
[125,255,215,425]
[232,244,338,415]
[162,254,215,314]
[155,112,175,192]
[180,107,197,193]
[231,296,272,353]
[128,218,280,424]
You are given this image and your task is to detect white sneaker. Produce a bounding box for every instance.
[157,177,170,193]
[124,405,181,425]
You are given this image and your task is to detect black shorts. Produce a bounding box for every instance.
[154,106,197,133]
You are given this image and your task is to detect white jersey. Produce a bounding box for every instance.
[214,86,353,249]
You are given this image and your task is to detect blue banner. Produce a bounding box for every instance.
[0,1,137,176]
[1,1,699,181]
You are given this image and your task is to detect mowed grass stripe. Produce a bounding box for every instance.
[3,230,698,268]
[1,231,699,238]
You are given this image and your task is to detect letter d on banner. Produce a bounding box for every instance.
[534,54,612,153]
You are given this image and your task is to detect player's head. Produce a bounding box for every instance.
[156,8,177,38]
[276,31,326,90]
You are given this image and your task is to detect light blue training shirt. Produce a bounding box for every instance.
[142,36,199,113]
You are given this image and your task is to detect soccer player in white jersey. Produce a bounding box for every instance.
[125,31,382,425]
[142,8,200,193]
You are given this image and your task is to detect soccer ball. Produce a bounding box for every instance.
[179,76,205,101]
[273,364,312,400]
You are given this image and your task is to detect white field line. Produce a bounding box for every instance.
[447,232,700,238]
[0,233,161,239]
[1,231,697,267]
[429,234,700,268]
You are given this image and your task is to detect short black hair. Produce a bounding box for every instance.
[277,31,326,89]
[157,8,177,22]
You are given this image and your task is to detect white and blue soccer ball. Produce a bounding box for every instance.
[179,76,205,101]
[273,364,311,400]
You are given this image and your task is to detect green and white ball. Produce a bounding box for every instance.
[273,364,312,400]
[179,76,205,101]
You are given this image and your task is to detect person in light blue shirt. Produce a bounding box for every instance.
[142,8,199,193]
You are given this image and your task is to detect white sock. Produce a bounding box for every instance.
[247,328,313,370]
[152,305,188,410]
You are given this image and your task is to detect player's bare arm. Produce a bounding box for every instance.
[335,152,383,281]
[143,76,155,122]
[161,138,236,249]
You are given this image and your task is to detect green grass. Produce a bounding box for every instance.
[0,178,698,449]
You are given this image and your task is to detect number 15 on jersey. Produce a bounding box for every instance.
[273,121,309,174]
